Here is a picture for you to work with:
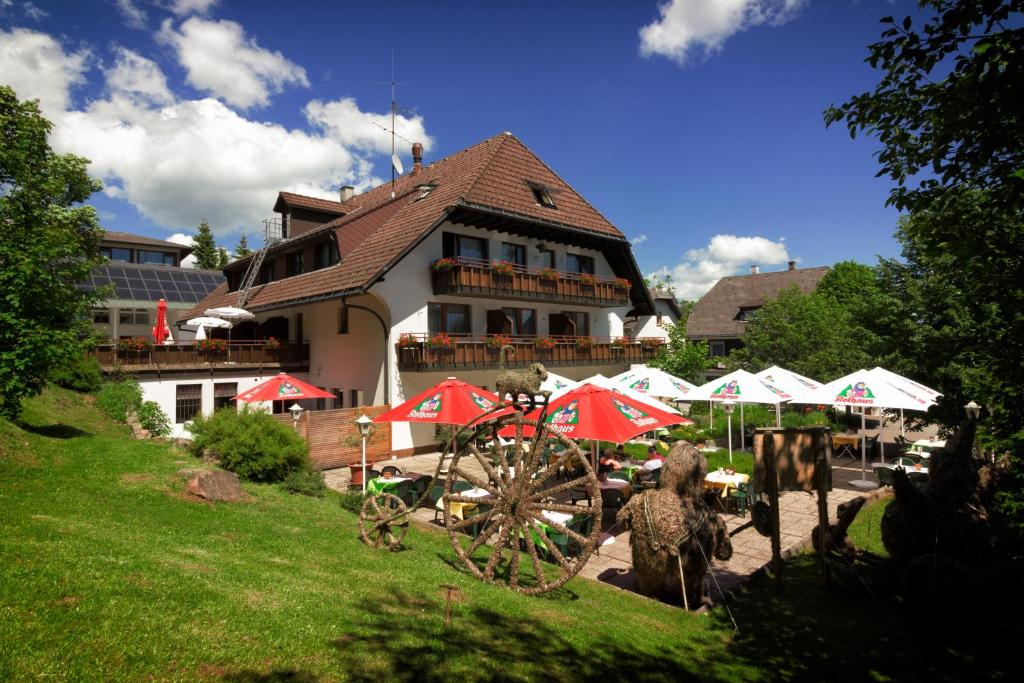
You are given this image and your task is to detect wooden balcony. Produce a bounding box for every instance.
[430,257,632,307]
[89,341,310,374]
[395,334,664,372]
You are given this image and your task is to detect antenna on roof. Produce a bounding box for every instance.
[376,51,409,199]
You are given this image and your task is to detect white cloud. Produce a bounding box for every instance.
[113,0,147,29]
[166,232,197,267]
[630,234,648,246]
[304,97,433,155]
[157,17,309,109]
[104,47,173,104]
[3,27,432,237]
[165,0,219,15]
[0,27,89,117]
[639,0,806,64]
[22,2,47,21]
[650,234,790,300]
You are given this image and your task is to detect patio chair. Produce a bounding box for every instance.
[568,512,596,557]
[393,479,415,507]
[863,435,879,462]
[875,466,895,487]
[893,456,917,468]
[637,467,662,490]
[429,485,445,523]
[600,488,626,511]
[729,482,750,517]
[569,484,593,507]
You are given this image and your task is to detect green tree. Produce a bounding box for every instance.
[647,303,712,385]
[728,286,871,383]
[644,273,677,298]
[216,247,229,269]
[235,233,252,259]
[191,219,219,269]
[0,87,104,419]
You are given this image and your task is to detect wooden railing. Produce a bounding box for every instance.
[395,334,664,372]
[89,341,309,370]
[430,257,632,306]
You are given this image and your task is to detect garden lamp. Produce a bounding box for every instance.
[964,400,981,421]
[289,402,303,430]
[722,400,736,464]
[355,414,374,493]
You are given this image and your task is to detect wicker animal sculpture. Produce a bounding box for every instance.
[494,345,549,409]
[617,442,732,609]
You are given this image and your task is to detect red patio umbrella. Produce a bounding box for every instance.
[234,372,335,403]
[497,383,685,443]
[374,378,500,426]
[152,299,169,345]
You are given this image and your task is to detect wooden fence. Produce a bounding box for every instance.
[273,405,392,470]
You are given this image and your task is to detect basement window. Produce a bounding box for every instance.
[529,183,557,209]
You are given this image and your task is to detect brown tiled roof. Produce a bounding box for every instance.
[102,230,193,253]
[274,191,359,215]
[687,266,830,339]
[186,132,630,316]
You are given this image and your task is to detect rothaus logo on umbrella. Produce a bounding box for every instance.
[836,382,875,405]
[710,380,741,400]
[409,393,443,419]
[546,400,579,434]
[613,398,657,427]
[470,392,495,411]
[629,377,650,393]
[277,382,301,397]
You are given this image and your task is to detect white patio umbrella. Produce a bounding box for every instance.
[205,306,254,357]
[184,316,232,342]
[540,371,577,395]
[578,374,684,416]
[609,366,697,400]
[870,367,940,437]
[688,369,790,450]
[791,368,931,490]
[754,366,822,427]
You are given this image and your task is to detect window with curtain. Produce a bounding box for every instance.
[566,253,595,274]
[428,302,471,334]
[561,311,590,336]
[501,307,536,336]
[500,242,526,266]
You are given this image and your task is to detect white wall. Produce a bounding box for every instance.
[629,299,678,340]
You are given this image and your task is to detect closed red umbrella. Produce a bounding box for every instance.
[235,373,335,403]
[374,378,500,426]
[152,299,168,345]
[497,383,685,442]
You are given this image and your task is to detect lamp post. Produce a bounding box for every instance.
[355,414,374,493]
[289,402,303,431]
[964,400,981,421]
[722,400,735,464]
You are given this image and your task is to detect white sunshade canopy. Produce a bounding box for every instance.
[204,306,255,322]
[540,371,578,395]
[575,374,684,416]
[754,366,822,401]
[609,365,697,400]
[688,369,791,405]
[870,367,941,405]
[184,316,233,329]
[790,368,932,412]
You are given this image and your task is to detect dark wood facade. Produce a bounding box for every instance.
[89,342,309,373]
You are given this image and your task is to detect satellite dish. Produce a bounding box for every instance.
[392,154,404,175]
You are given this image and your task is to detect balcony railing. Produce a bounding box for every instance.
[395,334,664,372]
[89,341,309,371]
[430,257,632,306]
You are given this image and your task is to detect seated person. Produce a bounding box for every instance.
[380,469,395,480]
[614,444,627,461]
[642,446,665,470]
[598,448,622,474]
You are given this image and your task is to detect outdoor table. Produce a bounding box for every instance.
[704,470,750,498]
[599,478,632,502]
[366,477,410,495]
[873,462,929,475]
[436,487,491,520]
[619,463,642,480]
[518,510,574,549]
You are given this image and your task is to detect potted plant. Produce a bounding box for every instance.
[533,337,556,352]
[486,334,513,351]
[396,333,421,349]
[263,336,281,350]
[611,336,629,350]
[491,259,515,276]
[640,337,664,352]
[614,277,632,290]
[197,338,227,353]
[427,332,457,351]
[430,257,457,272]
[579,273,597,286]
[574,336,594,351]
[538,267,559,283]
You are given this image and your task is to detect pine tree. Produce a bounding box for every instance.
[217,247,230,269]
[235,233,252,259]
[191,219,219,269]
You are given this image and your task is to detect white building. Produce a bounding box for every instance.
[103,133,679,456]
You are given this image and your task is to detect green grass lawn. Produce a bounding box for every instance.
[0,388,1007,681]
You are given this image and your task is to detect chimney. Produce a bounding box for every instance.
[411,142,423,175]
[339,185,354,202]
[788,260,796,271]
[750,265,759,275]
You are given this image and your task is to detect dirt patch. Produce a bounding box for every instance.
[50,595,82,607]
[125,573,154,589]
[244,590,281,610]
[120,473,155,485]
[195,663,228,679]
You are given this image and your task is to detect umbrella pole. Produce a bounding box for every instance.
[879,413,887,464]
[861,412,867,477]
[709,401,713,430]
[776,403,781,428]
[740,402,745,451]
[900,408,905,438]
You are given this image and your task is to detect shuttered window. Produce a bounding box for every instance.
[213,383,237,411]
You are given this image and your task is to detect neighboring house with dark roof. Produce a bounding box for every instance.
[81,231,224,341]
[625,287,682,340]
[687,263,829,376]
[112,132,667,451]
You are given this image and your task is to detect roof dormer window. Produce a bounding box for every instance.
[415,184,436,201]
[528,183,557,209]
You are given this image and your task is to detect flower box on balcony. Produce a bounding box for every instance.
[426,333,457,351]
[197,339,227,353]
[610,336,629,350]
[538,267,559,283]
[430,258,457,272]
[486,334,513,351]
[263,336,281,350]
[117,336,153,353]
[575,336,594,351]
[396,333,421,350]
[533,337,556,352]
[640,338,664,352]
[613,277,632,290]
[578,273,597,287]
[491,260,515,276]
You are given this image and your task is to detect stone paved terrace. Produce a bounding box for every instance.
[325,452,884,601]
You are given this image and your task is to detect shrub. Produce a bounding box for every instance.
[50,355,102,393]
[339,490,368,514]
[96,379,143,422]
[188,405,310,482]
[281,467,327,497]
[137,400,171,437]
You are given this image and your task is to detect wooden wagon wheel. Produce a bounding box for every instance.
[358,493,409,551]
[443,413,603,595]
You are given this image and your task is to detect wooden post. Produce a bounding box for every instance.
[815,430,831,586]
[763,432,784,589]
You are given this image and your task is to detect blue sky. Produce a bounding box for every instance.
[1,0,917,298]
